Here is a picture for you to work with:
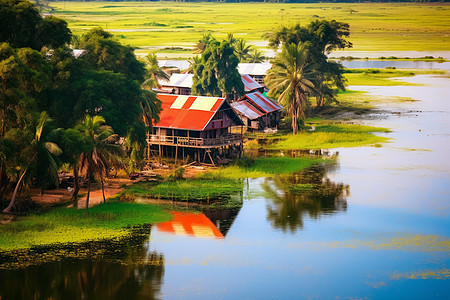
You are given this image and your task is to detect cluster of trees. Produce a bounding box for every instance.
[265,20,352,134]
[0,0,160,212]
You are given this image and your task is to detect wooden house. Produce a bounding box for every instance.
[147,94,244,165]
[231,91,283,131]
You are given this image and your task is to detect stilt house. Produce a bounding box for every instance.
[147,94,244,164]
[231,91,283,130]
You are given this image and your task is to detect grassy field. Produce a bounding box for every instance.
[50,2,450,56]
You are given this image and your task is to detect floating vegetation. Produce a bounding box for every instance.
[0,203,172,251]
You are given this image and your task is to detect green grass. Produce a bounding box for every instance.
[0,202,172,251]
[121,178,243,201]
[204,156,330,179]
[264,120,391,150]
[50,2,450,54]
[344,69,446,86]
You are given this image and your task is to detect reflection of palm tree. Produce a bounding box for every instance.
[76,115,122,208]
[264,166,349,233]
[266,43,318,134]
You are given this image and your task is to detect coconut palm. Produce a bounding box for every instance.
[234,38,253,62]
[141,53,169,89]
[248,48,266,63]
[193,33,215,54]
[76,115,122,209]
[3,112,62,213]
[266,43,318,135]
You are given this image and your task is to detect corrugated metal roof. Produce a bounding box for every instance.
[231,100,265,120]
[244,91,283,113]
[158,60,190,70]
[155,94,227,130]
[238,63,272,76]
[241,74,263,92]
[160,73,193,88]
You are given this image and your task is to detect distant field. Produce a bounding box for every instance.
[51,2,450,56]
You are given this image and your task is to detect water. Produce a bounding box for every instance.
[1,75,449,299]
[338,60,450,70]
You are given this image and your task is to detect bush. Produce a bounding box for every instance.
[169,167,185,181]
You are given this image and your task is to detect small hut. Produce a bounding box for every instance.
[147,94,244,165]
[231,91,283,130]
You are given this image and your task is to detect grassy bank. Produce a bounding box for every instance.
[0,202,172,251]
[50,2,450,52]
[344,69,446,86]
[120,178,243,202]
[203,156,331,179]
[246,120,390,150]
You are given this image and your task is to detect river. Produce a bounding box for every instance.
[0,75,449,299]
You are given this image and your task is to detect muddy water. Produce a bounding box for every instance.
[1,75,449,299]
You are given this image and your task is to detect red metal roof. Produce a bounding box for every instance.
[155,94,227,130]
[231,100,265,120]
[243,91,283,114]
[241,74,263,92]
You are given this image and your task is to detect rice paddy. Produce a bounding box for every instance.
[49,2,450,55]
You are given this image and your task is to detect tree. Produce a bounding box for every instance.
[0,0,71,50]
[234,38,252,62]
[76,115,122,209]
[267,20,352,108]
[248,48,266,63]
[266,43,318,135]
[3,111,61,213]
[141,53,169,89]
[192,40,244,99]
[193,33,215,54]
[76,27,145,83]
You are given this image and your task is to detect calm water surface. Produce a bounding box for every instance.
[1,75,449,299]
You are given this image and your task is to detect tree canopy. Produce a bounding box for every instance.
[192,40,244,99]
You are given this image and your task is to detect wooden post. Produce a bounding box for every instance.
[175,144,178,165]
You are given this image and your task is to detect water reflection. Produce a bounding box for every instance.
[0,225,165,300]
[264,166,349,233]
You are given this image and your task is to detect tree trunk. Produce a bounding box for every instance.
[292,113,298,135]
[101,177,106,203]
[85,174,91,210]
[72,166,80,199]
[3,169,27,213]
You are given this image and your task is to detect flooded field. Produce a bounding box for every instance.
[1,74,449,299]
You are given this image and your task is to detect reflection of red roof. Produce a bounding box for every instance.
[155,94,225,131]
[157,211,224,239]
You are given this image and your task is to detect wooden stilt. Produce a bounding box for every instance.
[207,150,215,167]
[175,144,178,164]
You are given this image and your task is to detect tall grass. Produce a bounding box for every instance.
[0,202,172,251]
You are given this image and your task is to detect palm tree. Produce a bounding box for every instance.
[234,38,253,62]
[266,43,318,135]
[193,33,215,54]
[3,112,61,213]
[76,115,122,209]
[248,48,266,63]
[141,53,169,89]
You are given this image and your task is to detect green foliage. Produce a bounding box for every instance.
[236,155,255,168]
[121,178,243,202]
[192,39,244,98]
[0,202,172,251]
[0,0,71,50]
